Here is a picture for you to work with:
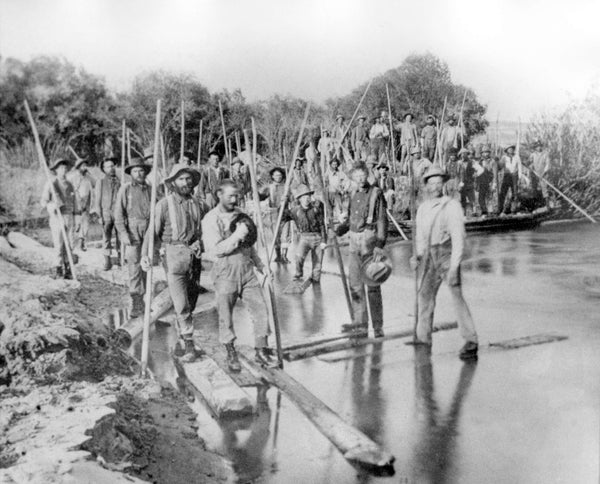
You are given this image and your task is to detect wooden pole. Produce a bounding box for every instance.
[218,100,230,169]
[121,121,126,267]
[235,131,242,156]
[458,90,467,149]
[23,99,78,281]
[246,123,284,368]
[160,134,167,173]
[126,129,132,164]
[267,104,311,264]
[197,119,203,168]
[180,100,185,161]
[386,209,408,240]
[385,83,396,173]
[532,172,596,223]
[140,99,162,377]
[435,96,448,167]
[408,141,419,337]
[333,79,373,157]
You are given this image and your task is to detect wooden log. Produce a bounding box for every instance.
[239,347,395,470]
[6,231,44,250]
[0,236,13,251]
[174,356,254,418]
[285,322,458,361]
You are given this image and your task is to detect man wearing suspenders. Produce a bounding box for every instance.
[411,166,478,360]
[142,163,204,363]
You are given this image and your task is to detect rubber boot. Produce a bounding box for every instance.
[281,249,290,264]
[225,343,241,372]
[129,294,144,319]
[103,255,112,271]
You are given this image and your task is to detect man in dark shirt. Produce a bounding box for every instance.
[94,157,121,270]
[458,148,476,215]
[283,184,327,283]
[336,163,388,338]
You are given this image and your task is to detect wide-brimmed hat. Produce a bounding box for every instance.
[124,158,152,175]
[532,140,543,148]
[49,158,71,172]
[357,114,367,121]
[404,112,414,120]
[422,166,450,183]
[163,163,201,188]
[410,146,422,155]
[361,254,392,287]
[376,162,390,171]
[231,157,244,167]
[335,114,344,120]
[142,147,154,160]
[229,213,258,248]
[329,157,341,166]
[504,145,516,153]
[426,114,435,120]
[74,158,88,169]
[102,156,119,166]
[269,166,286,179]
[294,184,314,199]
[294,157,305,164]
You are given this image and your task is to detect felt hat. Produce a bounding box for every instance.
[481,145,491,153]
[361,254,393,287]
[163,163,201,188]
[124,157,152,175]
[102,156,119,165]
[426,114,435,120]
[404,112,414,120]
[410,146,422,155]
[231,156,244,167]
[504,144,516,153]
[229,212,258,248]
[335,114,344,120]
[294,184,314,199]
[142,147,154,160]
[294,156,305,164]
[74,158,88,169]
[329,157,341,166]
[269,166,286,179]
[376,162,390,171]
[357,114,367,121]
[49,158,71,172]
[422,165,450,183]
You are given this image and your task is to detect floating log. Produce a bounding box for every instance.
[285,322,458,361]
[239,348,395,471]
[283,277,312,294]
[489,333,568,350]
[174,355,254,418]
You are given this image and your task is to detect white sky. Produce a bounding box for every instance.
[1,0,599,121]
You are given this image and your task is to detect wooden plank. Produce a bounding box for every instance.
[238,347,395,470]
[489,333,567,350]
[174,356,254,418]
[285,322,458,361]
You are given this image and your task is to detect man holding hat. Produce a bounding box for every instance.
[421,115,438,162]
[40,158,76,279]
[141,163,204,363]
[335,163,388,338]
[412,166,478,360]
[67,158,96,252]
[202,179,276,371]
[266,166,292,263]
[93,157,121,270]
[114,157,153,318]
[351,115,369,161]
[282,184,327,283]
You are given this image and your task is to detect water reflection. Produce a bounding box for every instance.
[411,347,478,484]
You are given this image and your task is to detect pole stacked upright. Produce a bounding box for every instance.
[140,99,162,377]
[180,100,185,161]
[385,83,396,173]
[24,100,78,281]
[121,120,127,266]
[197,119,203,168]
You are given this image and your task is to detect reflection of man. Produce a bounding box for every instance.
[411,166,478,360]
[411,346,478,483]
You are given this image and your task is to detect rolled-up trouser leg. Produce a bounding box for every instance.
[416,257,444,343]
[310,235,324,281]
[126,244,144,296]
[243,284,271,348]
[448,280,478,344]
[348,248,368,327]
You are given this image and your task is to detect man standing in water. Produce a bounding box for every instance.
[202,179,276,371]
[411,166,478,360]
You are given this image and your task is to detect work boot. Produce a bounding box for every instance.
[225,343,241,373]
[52,265,64,279]
[274,249,283,263]
[179,339,199,363]
[255,347,278,368]
[103,255,112,271]
[341,323,365,334]
[374,328,384,338]
[129,294,144,319]
[80,239,87,252]
[459,341,478,360]
[281,249,290,264]
[63,262,73,280]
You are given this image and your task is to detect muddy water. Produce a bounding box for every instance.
[144,221,600,484]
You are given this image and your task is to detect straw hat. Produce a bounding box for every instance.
[163,163,201,188]
[361,254,393,287]
[504,145,516,153]
[410,146,422,155]
[294,184,314,199]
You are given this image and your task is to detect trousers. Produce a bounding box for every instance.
[498,172,517,214]
[163,244,202,340]
[295,233,324,281]
[101,214,120,256]
[214,277,270,347]
[125,218,148,296]
[72,211,89,245]
[49,211,74,267]
[348,230,383,330]
[416,243,477,344]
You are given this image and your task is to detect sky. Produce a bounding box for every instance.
[1,0,600,121]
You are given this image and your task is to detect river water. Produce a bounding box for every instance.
[147,221,600,484]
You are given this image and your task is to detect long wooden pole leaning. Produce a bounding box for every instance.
[140,99,162,377]
[121,121,127,267]
[126,129,132,164]
[532,172,596,223]
[180,100,185,161]
[408,146,419,337]
[386,209,408,240]
[435,96,448,167]
[267,104,311,264]
[385,83,396,174]
[24,99,78,281]
[197,119,203,168]
[218,100,231,171]
[246,123,284,368]
[458,90,467,148]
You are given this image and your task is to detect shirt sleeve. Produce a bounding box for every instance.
[374,191,388,248]
[415,206,426,258]
[447,200,466,268]
[113,185,129,237]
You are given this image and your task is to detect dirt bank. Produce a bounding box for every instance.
[0,235,233,483]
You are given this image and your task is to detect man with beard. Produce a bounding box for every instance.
[114,157,152,318]
[94,157,121,270]
[67,158,95,252]
[41,158,76,279]
[202,179,276,371]
[411,166,478,360]
[335,163,388,338]
[142,164,204,363]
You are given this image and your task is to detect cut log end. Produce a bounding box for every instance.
[344,446,396,469]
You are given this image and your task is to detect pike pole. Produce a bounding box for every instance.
[197,119,203,168]
[218,100,231,172]
[24,99,78,282]
[386,83,396,173]
[140,99,162,377]
[121,120,127,266]
[246,122,284,368]
[180,100,185,161]
[408,144,419,337]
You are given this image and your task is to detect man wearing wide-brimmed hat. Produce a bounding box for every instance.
[498,144,519,214]
[411,166,478,360]
[351,114,369,162]
[396,112,419,168]
[93,157,122,270]
[67,157,96,252]
[282,184,326,283]
[114,156,153,318]
[376,162,396,209]
[421,114,437,162]
[40,158,76,279]
[527,140,550,206]
[141,163,204,362]
[326,157,349,218]
[440,115,463,165]
[368,112,389,163]
[477,145,495,215]
[202,179,277,371]
[332,114,348,159]
[457,147,477,215]
[265,166,292,263]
